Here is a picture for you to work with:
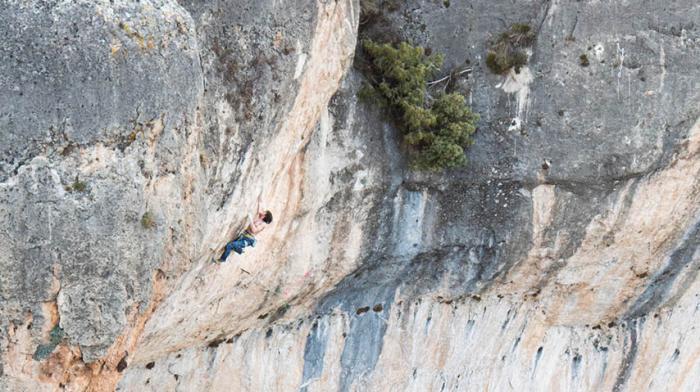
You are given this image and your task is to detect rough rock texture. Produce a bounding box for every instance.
[1,1,204,387]
[1,0,700,391]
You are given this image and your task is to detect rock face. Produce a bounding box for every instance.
[1,0,699,391]
[1,1,204,388]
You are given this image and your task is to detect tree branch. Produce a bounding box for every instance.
[427,67,472,86]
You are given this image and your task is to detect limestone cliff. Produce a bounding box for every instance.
[1,0,699,391]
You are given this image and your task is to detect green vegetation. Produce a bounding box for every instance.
[360,40,478,171]
[360,0,400,21]
[71,179,87,193]
[360,0,381,21]
[65,176,87,193]
[485,23,535,74]
[579,53,590,67]
[33,325,64,361]
[141,211,156,229]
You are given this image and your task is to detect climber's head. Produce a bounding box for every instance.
[262,210,273,224]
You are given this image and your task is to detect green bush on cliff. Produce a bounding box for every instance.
[360,40,478,171]
[33,325,64,361]
[141,211,156,229]
[485,23,534,74]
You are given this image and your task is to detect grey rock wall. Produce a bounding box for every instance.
[1,0,359,389]
[0,0,204,365]
[0,0,202,181]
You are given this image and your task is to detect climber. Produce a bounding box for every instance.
[217,196,273,262]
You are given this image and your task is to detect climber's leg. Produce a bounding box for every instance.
[218,234,257,263]
[241,235,256,249]
[219,239,241,262]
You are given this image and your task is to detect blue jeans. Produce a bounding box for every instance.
[220,234,256,261]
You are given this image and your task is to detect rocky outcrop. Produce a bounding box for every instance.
[2,0,700,391]
[1,1,203,389]
[1,0,358,389]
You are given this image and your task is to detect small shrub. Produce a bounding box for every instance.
[486,50,527,75]
[360,0,380,21]
[579,53,590,67]
[66,176,87,193]
[387,0,401,11]
[359,0,400,25]
[486,23,535,75]
[72,179,87,193]
[359,40,478,171]
[33,325,64,361]
[141,211,156,229]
